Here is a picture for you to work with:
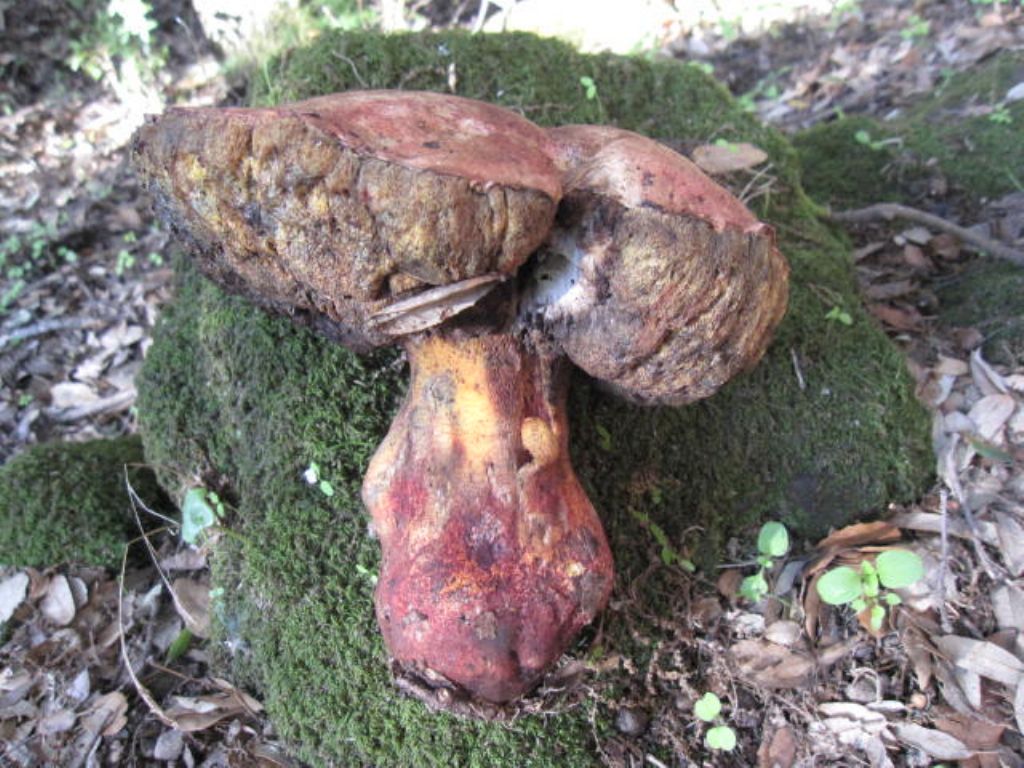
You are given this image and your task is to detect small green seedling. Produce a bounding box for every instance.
[900,14,930,41]
[303,461,336,497]
[579,76,598,101]
[630,508,696,572]
[816,549,924,632]
[989,104,1013,125]
[694,692,737,751]
[825,306,853,326]
[739,521,789,602]
[181,487,226,544]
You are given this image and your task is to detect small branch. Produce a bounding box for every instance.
[827,202,1024,267]
[0,316,102,349]
[47,387,136,423]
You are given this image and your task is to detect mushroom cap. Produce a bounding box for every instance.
[523,125,789,406]
[132,91,562,349]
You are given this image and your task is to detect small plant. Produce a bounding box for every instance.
[853,129,892,152]
[816,549,924,631]
[900,13,930,40]
[114,249,136,275]
[989,104,1013,125]
[303,461,336,497]
[687,61,715,76]
[579,76,598,101]
[181,487,226,544]
[739,521,789,602]
[825,305,853,326]
[630,508,696,572]
[694,692,737,751]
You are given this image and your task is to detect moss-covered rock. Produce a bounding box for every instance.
[0,436,158,568]
[138,31,933,767]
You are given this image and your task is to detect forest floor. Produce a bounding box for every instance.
[1,1,1023,765]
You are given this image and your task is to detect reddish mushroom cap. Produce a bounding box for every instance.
[132,91,562,349]
[524,125,789,405]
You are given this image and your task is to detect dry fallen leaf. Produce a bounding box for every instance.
[994,511,1024,577]
[815,521,902,553]
[41,574,76,626]
[758,725,797,768]
[171,577,211,638]
[893,723,973,761]
[933,712,1005,756]
[81,691,129,737]
[764,620,802,648]
[730,638,815,688]
[867,302,923,332]
[937,635,1024,688]
[967,394,1016,443]
[991,583,1024,635]
[49,381,99,409]
[691,142,768,174]
[0,572,29,623]
[971,349,1008,396]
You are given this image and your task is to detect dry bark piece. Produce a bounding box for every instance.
[526,125,789,405]
[133,91,788,707]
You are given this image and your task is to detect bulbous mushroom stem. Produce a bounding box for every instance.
[362,332,614,703]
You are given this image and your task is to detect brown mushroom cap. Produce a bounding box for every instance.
[132,91,561,349]
[523,125,789,406]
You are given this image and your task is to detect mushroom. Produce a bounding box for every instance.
[132,91,788,706]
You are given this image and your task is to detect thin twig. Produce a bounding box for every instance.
[827,202,1024,266]
[937,488,952,633]
[48,387,135,423]
[790,347,806,391]
[0,315,102,349]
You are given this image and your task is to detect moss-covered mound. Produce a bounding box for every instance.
[792,116,907,209]
[794,51,1024,208]
[0,436,157,568]
[138,31,933,767]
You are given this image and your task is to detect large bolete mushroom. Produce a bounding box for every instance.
[133,90,788,706]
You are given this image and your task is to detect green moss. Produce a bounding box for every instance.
[0,436,159,568]
[938,258,1024,367]
[792,116,906,209]
[795,52,1024,207]
[901,50,1024,200]
[138,31,933,767]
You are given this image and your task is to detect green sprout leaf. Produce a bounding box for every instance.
[825,305,854,325]
[816,566,864,605]
[166,628,193,663]
[595,423,612,451]
[694,692,722,722]
[740,572,769,602]
[757,521,789,558]
[884,592,902,606]
[875,549,924,589]
[869,604,886,632]
[579,75,598,100]
[181,488,216,545]
[319,479,335,497]
[850,597,867,613]
[706,725,737,751]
